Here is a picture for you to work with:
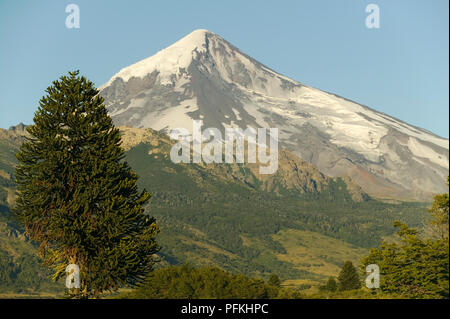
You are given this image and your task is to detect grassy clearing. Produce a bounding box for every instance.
[273,229,368,286]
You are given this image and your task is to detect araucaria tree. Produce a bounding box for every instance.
[14,71,160,298]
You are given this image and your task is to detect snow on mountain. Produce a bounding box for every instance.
[100,29,449,201]
[102,29,209,88]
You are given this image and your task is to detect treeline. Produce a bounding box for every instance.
[119,264,302,299]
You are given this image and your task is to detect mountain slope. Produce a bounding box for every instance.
[119,126,368,201]
[121,127,428,283]
[0,125,428,290]
[100,29,449,201]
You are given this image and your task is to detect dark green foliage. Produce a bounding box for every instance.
[337,261,360,291]
[0,101,435,297]
[120,265,301,299]
[325,276,338,292]
[0,204,62,294]
[427,176,449,239]
[14,71,160,298]
[125,142,427,281]
[0,251,14,287]
[361,222,449,298]
[268,274,281,287]
[0,250,62,294]
[361,180,449,299]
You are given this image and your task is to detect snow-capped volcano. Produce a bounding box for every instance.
[100,29,449,201]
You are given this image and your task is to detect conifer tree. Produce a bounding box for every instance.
[361,178,449,298]
[268,274,281,287]
[337,261,360,291]
[14,71,159,298]
[427,177,449,239]
[325,276,338,292]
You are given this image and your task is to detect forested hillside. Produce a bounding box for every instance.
[0,126,429,295]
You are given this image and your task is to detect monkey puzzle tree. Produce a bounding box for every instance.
[14,71,159,298]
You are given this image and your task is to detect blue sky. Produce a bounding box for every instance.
[0,0,448,137]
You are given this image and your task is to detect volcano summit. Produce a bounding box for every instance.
[100,29,449,201]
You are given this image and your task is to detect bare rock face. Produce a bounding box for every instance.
[118,127,368,202]
[101,29,449,201]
